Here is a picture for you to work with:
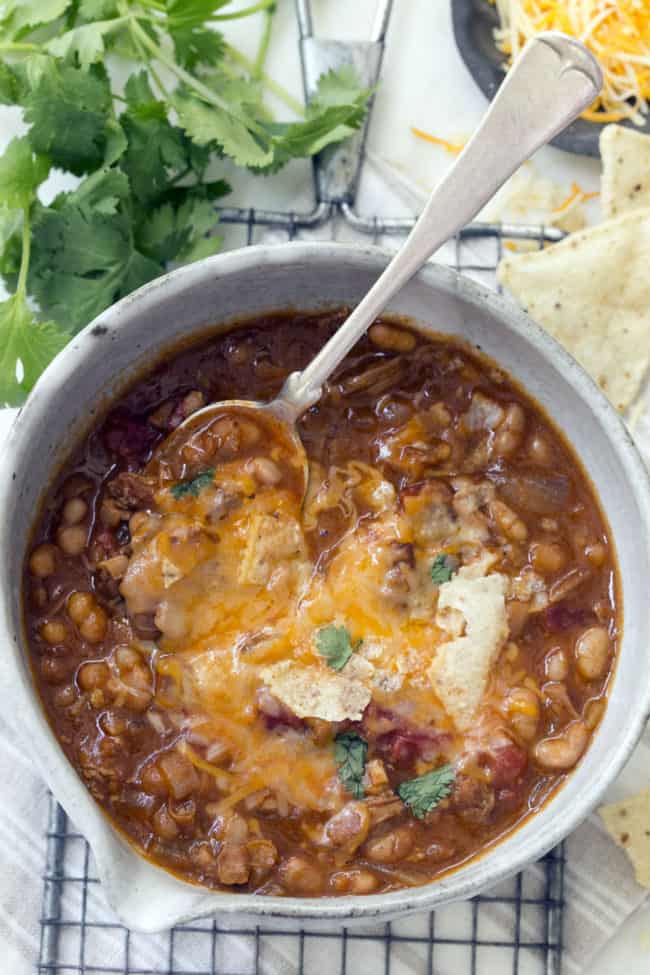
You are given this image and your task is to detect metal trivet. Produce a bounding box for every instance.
[38,2,566,972]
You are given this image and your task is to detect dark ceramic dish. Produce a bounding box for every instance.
[450,0,650,157]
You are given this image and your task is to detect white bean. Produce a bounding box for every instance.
[575,626,610,681]
[533,720,588,770]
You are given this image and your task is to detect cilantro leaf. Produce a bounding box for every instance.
[169,24,225,70]
[2,0,71,34]
[136,193,220,265]
[430,554,456,585]
[0,137,49,209]
[26,169,161,331]
[0,62,20,105]
[398,764,455,820]
[170,468,216,499]
[77,0,118,19]
[315,623,361,672]
[24,60,113,175]
[308,65,372,113]
[46,19,118,69]
[165,0,231,29]
[334,732,368,800]
[0,293,69,406]
[173,90,272,168]
[120,73,190,206]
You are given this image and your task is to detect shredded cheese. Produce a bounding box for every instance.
[411,127,466,154]
[492,0,650,124]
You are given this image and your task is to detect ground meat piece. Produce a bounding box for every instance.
[324,801,370,852]
[365,792,404,826]
[107,472,155,509]
[451,775,495,825]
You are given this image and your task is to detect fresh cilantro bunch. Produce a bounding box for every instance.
[0,0,371,405]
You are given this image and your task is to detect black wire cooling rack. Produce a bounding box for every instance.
[38,2,567,973]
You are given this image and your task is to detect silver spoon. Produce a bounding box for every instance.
[155,32,602,493]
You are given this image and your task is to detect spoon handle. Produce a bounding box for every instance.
[274,31,602,421]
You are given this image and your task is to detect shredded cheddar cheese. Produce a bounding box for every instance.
[411,127,466,154]
[492,0,650,124]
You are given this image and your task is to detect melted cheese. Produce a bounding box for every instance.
[120,451,511,810]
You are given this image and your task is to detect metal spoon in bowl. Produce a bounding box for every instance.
[154,32,602,493]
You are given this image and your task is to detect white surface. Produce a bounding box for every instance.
[0,0,648,971]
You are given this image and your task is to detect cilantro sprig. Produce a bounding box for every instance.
[334,731,368,800]
[397,764,455,820]
[0,1,372,405]
[315,623,362,672]
[170,467,215,499]
[430,554,457,585]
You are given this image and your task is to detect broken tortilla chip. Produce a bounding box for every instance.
[599,789,650,888]
[601,125,650,219]
[497,208,650,411]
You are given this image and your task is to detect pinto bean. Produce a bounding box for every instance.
[41,619,67,645]
[217,843,250,885]
[545,648,568,681]
[153,803,179,840]
[62,497,88,525]
[363,825,413,864]
[529,541,567,575]
[247,457,282,486]
[159,750,200,800]
[493,403,525,457]
[585,542,607,567]
[29,544,58,578]
[279,856,323,894]
[68,591,96,625]
[77,661,110,692]
[491,499,527,542]
[575,626,610,681]
[368,323,416,352]
[248,839,278,883]
[527,432,553,466]
[57,524,88,556]
[324,802,370,851]
[533,720,588,770]
[331,869,380,894]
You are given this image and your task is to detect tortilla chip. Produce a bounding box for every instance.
[599,789,650,888]
[497,209,650,411]
[601,125,650,219]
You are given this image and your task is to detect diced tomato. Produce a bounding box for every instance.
[486,744,527,788]
[544,603,595,632]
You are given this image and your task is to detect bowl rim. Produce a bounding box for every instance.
[1,240,650,929]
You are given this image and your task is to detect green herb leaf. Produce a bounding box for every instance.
[170,468,216,499]
[169,24,225,70]
[173,89,273,168]
[2,0,71,34]
[46,19,118,69]
[136,193,220,265]
[430,554,456,585]
[334,732,368,799]
[165,0,231,29]
[120,73,190,206]
[24,60,113,175]
[0,137,49,209]
[77,0,118,18]
[0,293,69,406]
[397,764,455,820]
[315,623,361,672]
[25,169,161,331]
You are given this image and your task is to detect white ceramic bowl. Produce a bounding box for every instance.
[1,243,649,932]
